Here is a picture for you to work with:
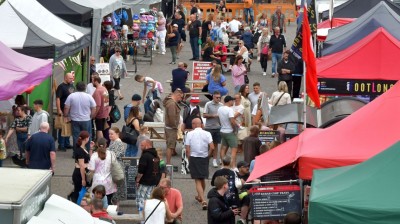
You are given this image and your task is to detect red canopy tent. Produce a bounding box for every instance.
[248,81,400,181]
[317,18,355,29]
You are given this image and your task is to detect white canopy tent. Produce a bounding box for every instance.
[122,0,162,14]
[70,0,122,60]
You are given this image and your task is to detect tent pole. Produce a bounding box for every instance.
[49,57,55,137]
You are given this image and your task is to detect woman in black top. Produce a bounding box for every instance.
[202,38,222,66]
[102,81,116,145]
[69,131,93,203]
[201,13,213,45]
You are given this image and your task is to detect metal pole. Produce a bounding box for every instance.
[244,179,300,185]
[303,61,307,129]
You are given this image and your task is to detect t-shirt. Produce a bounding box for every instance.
[201,20,212,37]
[228,20,242,33]
[157,18,166,31]
[165,188,183,220]
[211,168,240,207]
[248,92,262,110]
[185,128,213,158]
[232,103,244,124]
[204,101,223,129]
[169,30,180,46]
[172,18,185,32]
[74,146,90,164]
[171,68,188,91]
[189,20,201,37]
[244,0,253,8]
[93,86,109,119]
[202,46,214,61]
[26,132,55,170]
[56,82,75,110]
[218,106,235,133]
[87,83,96,95]
[64,92,96,121]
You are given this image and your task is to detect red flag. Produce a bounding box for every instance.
[302,5,321,108]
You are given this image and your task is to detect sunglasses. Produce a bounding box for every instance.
[116,50,121,53]
[215,96,221,99]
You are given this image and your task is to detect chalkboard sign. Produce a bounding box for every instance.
[122,157,138,200]
[258,131,280,144]
[250,185,301,220]
[260,165,297,184]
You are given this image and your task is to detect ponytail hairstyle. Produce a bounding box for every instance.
[77,131,90,147]
[96,138,108,160]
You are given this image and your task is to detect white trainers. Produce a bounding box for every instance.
[271,72,276,78]
[263,72,266,76]
[212,159,218,168]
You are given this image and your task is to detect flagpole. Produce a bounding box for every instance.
[303,61,307,130]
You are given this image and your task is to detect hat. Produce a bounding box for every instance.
[105,25,113,33]
[224,95,234,103]
[140,8,146,14]
[190,95,200,103]
[173,24,179,28]
[102,16,112,25]
[237,161,249,169]
[131,94,142,101]
[133,14,140,20]
[122,25,129,31]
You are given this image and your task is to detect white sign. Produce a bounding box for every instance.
[96,63,110,75]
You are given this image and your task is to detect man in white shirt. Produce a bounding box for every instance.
[217,95,238,168]
[248,82,263,110]
[185,118,214,210]
[86,72,98,96]
[228,17,242,35]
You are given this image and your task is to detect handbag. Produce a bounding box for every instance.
[244,75,249,84]
[110,151,125,186]
[61,122,72,137]
[120,119,139,145]
[237,127,249,141]
[54,115,63,129]
[261,45,269,55]
[109,105,121,123]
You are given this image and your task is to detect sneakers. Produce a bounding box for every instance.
[169,62,176,65]
[271,72,276,78]
[212,159,218,168]
[263,72,267,76]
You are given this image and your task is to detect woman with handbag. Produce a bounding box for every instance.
[144,187,173,224]
[125,106,141,157]
[88,138,117,205]
[231,55,247,93]
[68,131,93,203]
[269,81,291,106]
[257,28,271,76]
[108,127,126,211]
[5,105,32,159]
[238,85,252,153]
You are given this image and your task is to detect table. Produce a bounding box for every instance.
[143,122,165,139]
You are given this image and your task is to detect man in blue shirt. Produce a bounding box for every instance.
[26,122,56,173]
[172,62,191,93]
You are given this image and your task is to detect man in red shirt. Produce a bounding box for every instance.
[92,76,110,140]
[159,178,183,223]
[91,198,114,222]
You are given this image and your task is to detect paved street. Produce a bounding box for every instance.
[3,22,297,223]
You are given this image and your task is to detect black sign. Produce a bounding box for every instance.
[318,78,397,95]
[260,165,297,183]
[259,131,281,144]
[250,185,301,220]
[123,157,138,200]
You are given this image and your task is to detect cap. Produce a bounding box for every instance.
[190,95,200,103]
[237,161,249,168]
[105,25,113,33]
[140,8,146,14]
[131,94,142,101]
[173,24,179,28]
[224,95,234,103]
[102,16,112,25]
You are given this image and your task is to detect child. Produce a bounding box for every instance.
[92,185,108,210]
[136,126,150,157]
[134,74,161,113]
[156,148,167,179]
[0,129,6,167]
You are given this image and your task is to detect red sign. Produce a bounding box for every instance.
[192,61,212,90]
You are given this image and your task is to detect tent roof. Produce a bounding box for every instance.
[322,1,400,56]
[321,0,400,20]
[309,141,400,224]
[0,0,91,61]
[317,28,400,80]
[317,18,354,29]
[0,41,52,100]
[248,81,400,181]
[37,0,92,27]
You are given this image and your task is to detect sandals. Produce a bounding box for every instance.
[195,196,202,203]
[202,201,208,210]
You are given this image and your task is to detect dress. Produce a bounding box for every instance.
[240,96,252,128]
[109,139,126,201]
[89,150,117,196]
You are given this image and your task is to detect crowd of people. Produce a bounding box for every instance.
[0,1,306,224]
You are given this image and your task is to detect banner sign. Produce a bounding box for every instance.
[250,185,301,220]
[259,131,280,144]
[192,61,212,90]
[318,78,397,95]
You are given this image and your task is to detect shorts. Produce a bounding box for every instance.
[221,132,238,148]
[205,129,221,144]
[95,118,107,131]
[165,128,178,149]
[113,77,121,90]
[189,156,209,179]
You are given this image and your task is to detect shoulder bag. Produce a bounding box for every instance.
[110,151,125,186]
[274,92,286,106]
[109,105,121,123]
[144,200,162,224]
[120,119,139,145]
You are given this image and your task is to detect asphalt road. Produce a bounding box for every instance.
[2,21,298,224]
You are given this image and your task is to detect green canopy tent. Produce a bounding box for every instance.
[309,141,400,224]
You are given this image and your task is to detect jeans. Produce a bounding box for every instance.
[144,90,159,114]
[190,36,199,59]
[271,53,282,74]
[71,120,92,152]
[16,132,28,157]
[244,8,254,25]
[170,45,177,62]
[57,129,71,149]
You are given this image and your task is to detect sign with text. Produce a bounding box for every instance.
[122,157,138,200]
[318,78,397,95]
[250,185,301,220]
[258,130,280,144]
[95,63,110,75]
[192,61,212,90]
